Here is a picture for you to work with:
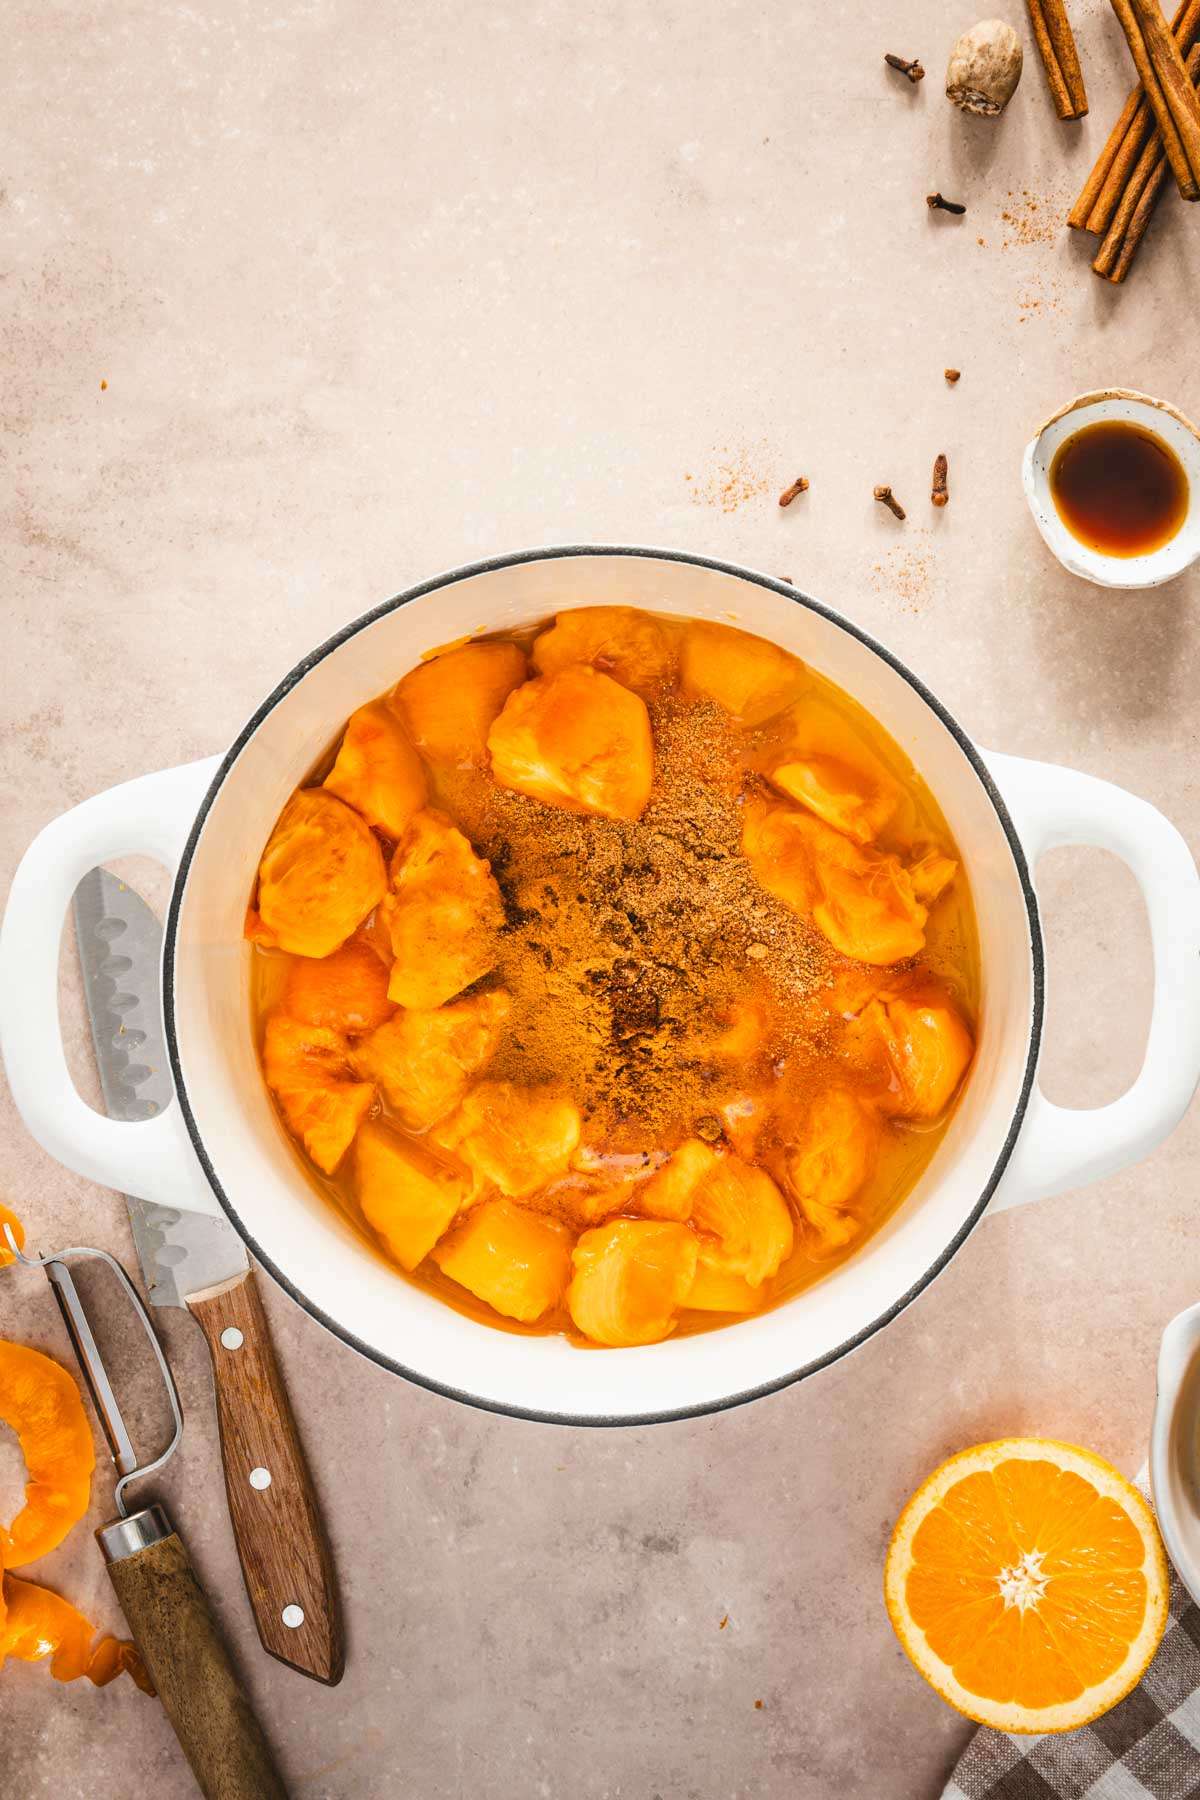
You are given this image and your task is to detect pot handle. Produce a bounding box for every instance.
[983,749,1200,1212]
[0,759,224,1215]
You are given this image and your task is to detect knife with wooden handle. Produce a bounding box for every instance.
[73,868,344,1686]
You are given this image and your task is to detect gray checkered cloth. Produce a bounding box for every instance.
[942,1480,1200,1800]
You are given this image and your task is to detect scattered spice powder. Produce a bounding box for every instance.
[754,1699,764,1710]
[1000,187,1069,249]
[441,697,835,1151]
[688,445,773,513]
[99,379,108,391]
[719,1614,730,1630]
[871,530,936,613]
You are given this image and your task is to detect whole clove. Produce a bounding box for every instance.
[945,367,962,383]
[885,52,926,82]
[778,476,809,507]
[874,485,907,520]
[932,453,950,506]
[927,191,968,213]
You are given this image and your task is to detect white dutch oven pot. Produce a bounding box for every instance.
[4,549,1200,1425]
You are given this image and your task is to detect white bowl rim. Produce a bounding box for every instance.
[161,544,1045,1426]
[1022,387,1200,591]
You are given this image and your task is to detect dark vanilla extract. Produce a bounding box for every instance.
[1050,420,1188,558]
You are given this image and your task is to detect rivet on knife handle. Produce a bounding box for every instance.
[185,1268,345,1686]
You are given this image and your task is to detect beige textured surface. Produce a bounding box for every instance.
[2,0,1199,1795]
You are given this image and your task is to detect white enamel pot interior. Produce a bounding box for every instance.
[4,548,1199,1424]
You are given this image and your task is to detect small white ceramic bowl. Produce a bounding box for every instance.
[1023,388,1200,590]
[1152,1303,1200,1606]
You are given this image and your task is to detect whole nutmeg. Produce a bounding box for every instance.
[946,19,1023,115]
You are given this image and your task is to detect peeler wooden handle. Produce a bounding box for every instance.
[100,1506,287,1800]
[186,1268,344,1686]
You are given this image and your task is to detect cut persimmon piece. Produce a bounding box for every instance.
[434,1080,582,1198]
[283,938,395,1034]
[636,1138,718,1221]
[0,1574,152,1691]
[567,1219,699,1346]
[355,1121,470,1270]
[323,700,427,839]
[786,1088,881,1255]
[768,701,900,845]
[252,789,386,959]
[688,1152,793,1286]
[686,1260,766,1314]
[742,801,927,964]
[680,622,807,725]
[382,809,504,1009]
[433,1198,573,1323]
[352,990,511,1131]
[0,1340,95,1568]
[531,606,675,698]
[391,642,528,768]
[908,848,958,907]
[859,983,974,1120]
[487,665,654,821]
[262,1014,375,1173]
[885,1438,1169,1733]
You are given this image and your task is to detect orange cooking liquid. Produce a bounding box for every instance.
[249,611,980,1344]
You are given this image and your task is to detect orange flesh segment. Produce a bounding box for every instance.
[487,665,654,821]
[786,1087,880,1255]
[742,801,927,965]
[687,1153,794,1286]
[567,1219,698,1346]
[381,809,504,1009]
[262,1015,375,1173]
[433,1198,574,1323]
[352,990,511,1131]
[282,937,395,1034]
[252,788,386,958]
[323,700,427,839]
[861,984,974,1119]
[433,1080,582,1198]
[391,641,528,769]
[355,1122,470,1270]
[680,621,807,724]
[531,606,675,697]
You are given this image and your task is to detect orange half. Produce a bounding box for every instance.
[884,1437,1169,1734]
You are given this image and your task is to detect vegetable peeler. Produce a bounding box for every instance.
[3,1224,288,1800]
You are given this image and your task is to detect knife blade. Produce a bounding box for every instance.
[72,867,344,1686]
[71,868,250,1305]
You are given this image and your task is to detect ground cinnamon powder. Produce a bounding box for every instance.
[440,696,834,1150]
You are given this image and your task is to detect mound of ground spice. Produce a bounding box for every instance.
[439,696,835,1149]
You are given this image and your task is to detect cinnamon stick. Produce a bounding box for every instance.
[1027,0,1088,117]
[1069,0,1199,230]
[1109,0,1200,198]
[1094,41,1200,277]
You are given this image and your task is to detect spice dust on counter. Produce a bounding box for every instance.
[688,444,773,513]
[1001,187,1071,250]
[438,696,838,1151]
[871,531,936,614]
